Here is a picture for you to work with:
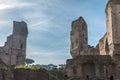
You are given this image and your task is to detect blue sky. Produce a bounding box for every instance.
[0,0,108,65]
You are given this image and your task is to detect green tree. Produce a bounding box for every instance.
[26,58,34,66]
[59,64,66,70]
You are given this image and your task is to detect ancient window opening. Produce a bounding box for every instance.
[85,37,87,41]
[76,39,78,46]
[105,39,110,55]
[5,53,8,55]
[20,44,23,49]
[81,46,83,50]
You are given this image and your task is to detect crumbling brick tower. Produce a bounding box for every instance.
[11,21,28,65]
[70,17,88,58]
[0,21,28,66]
[106,0,120,55]
[66,0,120,79]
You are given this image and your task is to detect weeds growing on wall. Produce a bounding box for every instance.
[15,65,43,70]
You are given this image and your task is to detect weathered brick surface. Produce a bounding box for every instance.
[14,69,49,80]
[70,17,88,58]
[0,21,28,66]
[0,70,13,80]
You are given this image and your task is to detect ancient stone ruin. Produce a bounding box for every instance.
[0,21,28,66]
[66,0,120,80]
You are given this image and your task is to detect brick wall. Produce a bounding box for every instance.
[14,69,49,80]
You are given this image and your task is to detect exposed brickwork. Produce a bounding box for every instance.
[0,21,28,66]
[70,17,88,58]
[0,70,13,80]
[70,17,99,58]
[14,69,49,80]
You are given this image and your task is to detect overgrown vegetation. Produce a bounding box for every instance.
[15,65,43,70]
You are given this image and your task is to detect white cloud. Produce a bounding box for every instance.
[29,20,52,31]
[0,3,12,10]
[0,2,35,10]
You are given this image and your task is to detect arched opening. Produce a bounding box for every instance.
[20,44,23,49]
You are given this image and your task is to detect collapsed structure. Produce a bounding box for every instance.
[0,21,28,66]
[66,0,120,80]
